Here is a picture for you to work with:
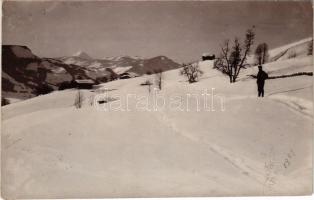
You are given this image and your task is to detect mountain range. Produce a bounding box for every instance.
[59,52,180,76]
[2,46,180,99]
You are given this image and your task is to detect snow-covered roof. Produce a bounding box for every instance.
[202,53,214,57]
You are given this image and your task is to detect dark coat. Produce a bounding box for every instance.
[257,70,268,84]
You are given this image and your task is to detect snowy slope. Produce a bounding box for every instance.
[269,37,312,61]
[111,65,133,74]
[1,49,313,198]
[247,37,312,65]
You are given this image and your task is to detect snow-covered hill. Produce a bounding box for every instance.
[247,37,313,65]
[269,37,312,62]
[2,38,313,198]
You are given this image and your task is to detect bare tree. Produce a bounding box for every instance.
[155,69,163,90]
[214,27,255,83]
[74,90,83,109]
[180,62,203,83]
[255,43,269,65]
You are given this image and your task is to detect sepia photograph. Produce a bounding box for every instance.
[1,0,313,199]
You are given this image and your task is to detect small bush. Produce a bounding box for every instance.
[180,63,203,83]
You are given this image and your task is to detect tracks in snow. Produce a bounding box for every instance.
[150,93,312,192]
[151,110,266,187]
[225,93,313,119]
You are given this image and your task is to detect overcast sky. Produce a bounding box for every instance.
[2,1,313,63]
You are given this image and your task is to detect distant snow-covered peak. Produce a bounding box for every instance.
[73,51,93,60]
[126,56,143,60]
[102,56,122,61]
[102,55,143,61]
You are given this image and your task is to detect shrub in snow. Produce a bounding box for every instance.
[180,62,203,83]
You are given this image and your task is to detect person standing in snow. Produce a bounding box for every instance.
[256,65,268,97]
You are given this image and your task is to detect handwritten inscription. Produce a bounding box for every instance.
[263,148,296,194]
